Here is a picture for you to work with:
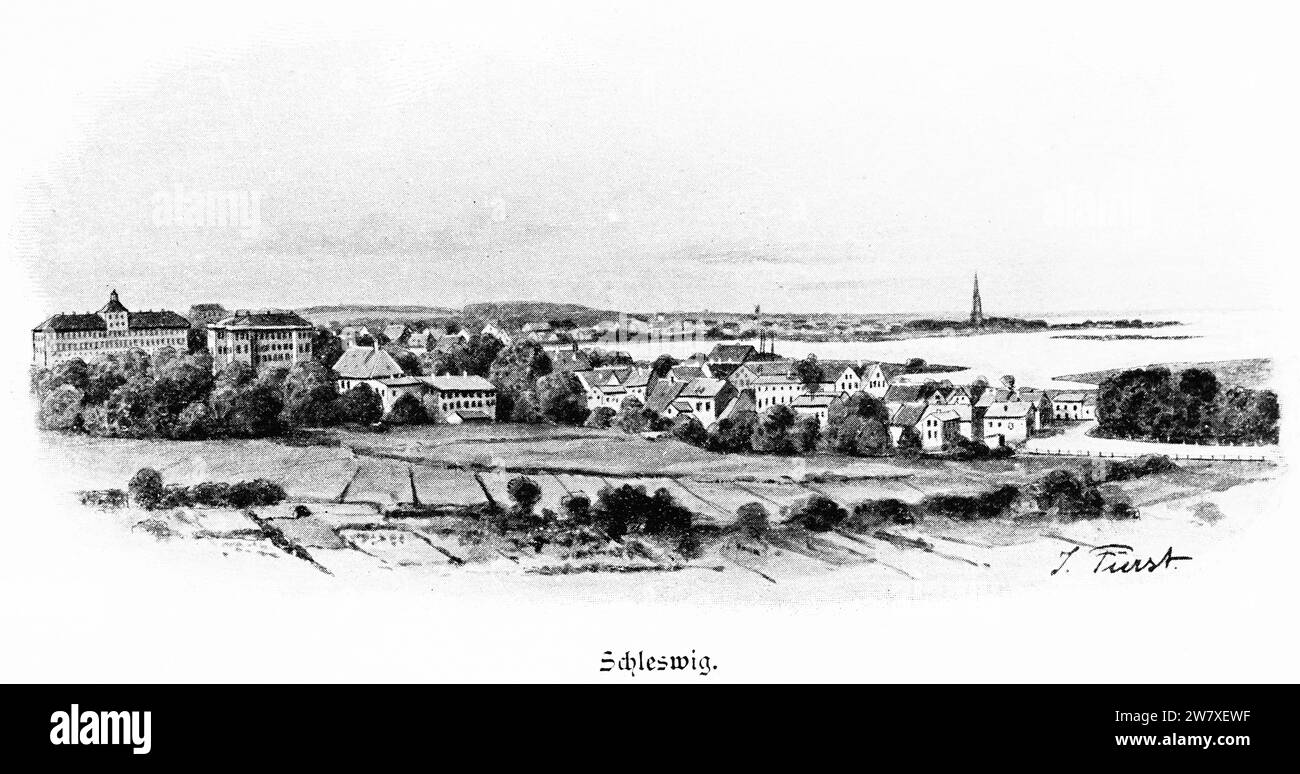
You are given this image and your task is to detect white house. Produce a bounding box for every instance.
[983,401,1036,446]
[791,394,836,427]
[1053,392,1097,421]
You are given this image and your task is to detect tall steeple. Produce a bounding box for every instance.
[970,273,984,327]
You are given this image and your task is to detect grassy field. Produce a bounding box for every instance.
[42,424,1281,594]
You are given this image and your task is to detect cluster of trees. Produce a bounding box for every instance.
[125,467,286,510]
[496,476,702,555]
[1096,367,1278,444]
[32,349,389,439]
[778,457,1173,532]
[824,392,893,456]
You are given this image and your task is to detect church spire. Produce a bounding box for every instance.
[970,273,984,327]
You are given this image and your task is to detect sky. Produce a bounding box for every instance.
[6,2,1294,317]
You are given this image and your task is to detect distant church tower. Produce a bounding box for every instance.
[970,273,984,327]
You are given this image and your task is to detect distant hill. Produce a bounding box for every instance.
[461,301,616,328]
[295,304,461,325]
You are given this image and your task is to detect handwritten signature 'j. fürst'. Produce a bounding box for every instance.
[1052,545,1192,576]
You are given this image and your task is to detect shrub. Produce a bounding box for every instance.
[584,407,616,429]
[734,502,770,539]
[788,495,847,532]
[224,479,287,508]
[561,492,592,523]
[128,468,165,509]
[385,393,429,425]
[846,498,916,529]
[341,383,383,424]
[671,415,708,447]
[506,476,543,514]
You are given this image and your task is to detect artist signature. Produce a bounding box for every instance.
[1051,544,1192,575]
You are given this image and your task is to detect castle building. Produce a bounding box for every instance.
[31,290,190,367]
[207,309,314,374]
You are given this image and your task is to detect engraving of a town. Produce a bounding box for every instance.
[18,12,1283,604]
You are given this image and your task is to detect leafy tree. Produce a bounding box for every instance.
[831,415,864,454]
[788,495,847,531]
[855,417,892,456]
[47,358,91,395]
[39,385,84,430]
[585,406,616,429]
[174,401,213,439]
[706,409,757,453]
[510,390,543,424]
[751,404,798,454]
[671,415,708,447]
[792,414,821,454]
[506,476,543,515]
[613,396,649,433]
[128,467,165,509]
[187,327,208,354]
[280,361,341,427]
[311,328,345,368]
[793,354,825,392]
[536,371,590,425]
[385,393,429,424]
[341,383,383,424]
[734,502,770,539]
[561,492,592,524]
[488,341,552,420]
[647,354,678,392]
[896,425,922,458]
[385,346,421,376]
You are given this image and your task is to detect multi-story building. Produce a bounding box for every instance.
[207,309,314,374]
[31,290,190,367]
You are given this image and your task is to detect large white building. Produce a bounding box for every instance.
[207,309,314,374]
[32,290,190,367]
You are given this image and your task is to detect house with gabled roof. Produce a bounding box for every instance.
[671,377,736,424]
[706,343,758,366]
[1052,392,1097,422]
[983,401,1035,446]
[644,380,687,416]
[575,369,627,409]
[383,324,410,344]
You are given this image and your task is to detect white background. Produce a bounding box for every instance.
[2,0,1298,683]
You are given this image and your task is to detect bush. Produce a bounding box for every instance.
[584,407,616,429]
[341,384,383,424]
[79,489,127,509]
[734,502,770,539]
[224,479,287,508]
[128,468,165,509]
[706,410,757,453]
[510,390,543,424]
[561,492,592,523]
[792,415,821,454]
[385,393,429,425]
[39,385,84,430]
[846,499,916,529]
[671,415,708,447]
[506,476,543,514]
[896,426,922,458]
[536,372,590,425]
[751,404,798,454]
[788,495,847,531]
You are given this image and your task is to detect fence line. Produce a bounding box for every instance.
[1020,448,1276,463]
